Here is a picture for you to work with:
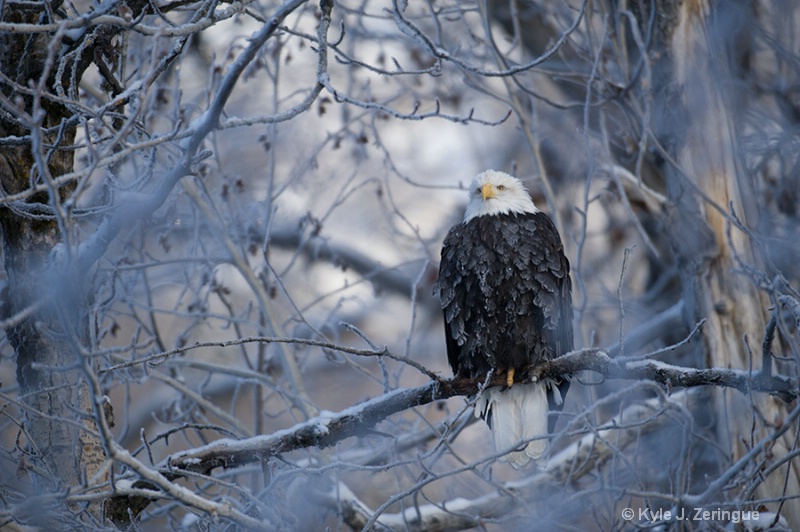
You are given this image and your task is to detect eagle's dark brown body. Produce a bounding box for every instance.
[436,211,573,434]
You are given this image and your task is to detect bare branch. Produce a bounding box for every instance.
[74,0,320,273]
[532,349,798,403]
[163,349,797,477]
[315,389,697,530]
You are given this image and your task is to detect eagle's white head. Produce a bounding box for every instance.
[463,170,539,222]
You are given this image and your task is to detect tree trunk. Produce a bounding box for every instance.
[0,3,107,528]
[667,0,800,525]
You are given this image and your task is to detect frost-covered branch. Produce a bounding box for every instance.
[316,387,798,530]
[531,348,798,404]
[74,0,322,273]
[165,385,444,475]
[314,388,696,531]
[163,347,797,477]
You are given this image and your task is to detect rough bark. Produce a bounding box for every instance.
[665,0,800,526]
[0,2,110,527]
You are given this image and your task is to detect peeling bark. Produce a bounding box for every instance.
[665,0,800,526]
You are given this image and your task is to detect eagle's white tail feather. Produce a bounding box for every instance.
[474,382,549,469]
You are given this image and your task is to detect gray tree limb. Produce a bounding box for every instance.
[163,349,797,477]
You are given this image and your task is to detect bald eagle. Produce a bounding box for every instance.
[436,170,573,468]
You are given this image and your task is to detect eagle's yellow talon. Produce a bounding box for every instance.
[506,368,515,388]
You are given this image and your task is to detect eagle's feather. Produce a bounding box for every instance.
[435,170,573,468]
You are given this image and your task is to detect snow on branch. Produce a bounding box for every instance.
[313,388,697,530]
[165,385,443,475]
[164,348,797,478]
[529,348,798,404]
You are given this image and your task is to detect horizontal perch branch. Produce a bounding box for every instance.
[531,348,798,404]
[163,349,797,477]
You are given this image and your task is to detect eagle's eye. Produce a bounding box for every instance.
[497,185,506,191]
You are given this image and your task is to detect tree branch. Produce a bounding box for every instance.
[163,349,797,477]
[268,226,438,309]
[314,388,698,531]
[74,0,317,273]
[531,349,798,404]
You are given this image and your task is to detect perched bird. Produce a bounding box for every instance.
[435,170,573,468]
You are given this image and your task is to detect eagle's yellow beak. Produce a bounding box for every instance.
[481,183,496,200]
